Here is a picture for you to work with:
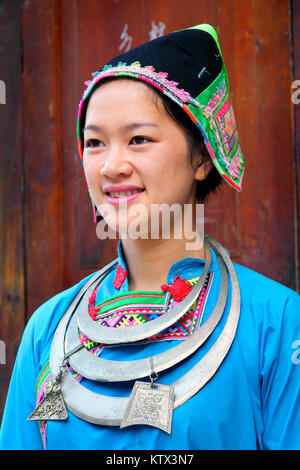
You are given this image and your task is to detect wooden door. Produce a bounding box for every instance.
[0,0,299,422]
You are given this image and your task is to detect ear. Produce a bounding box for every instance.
[194,157,214,181]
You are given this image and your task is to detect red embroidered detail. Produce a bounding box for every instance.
[88,286,100,320]
[88,265,128,320]
[161,275,193,302]
[88,304,100,321]
[88,287,98,305]
[113,265,128,290]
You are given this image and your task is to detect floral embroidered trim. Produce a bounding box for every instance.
[34,362,52,449]
[200,74,244,180]
[80,61,200,109]
[78,330,103,356]
[80,273,213,355]
[88,289,165,321]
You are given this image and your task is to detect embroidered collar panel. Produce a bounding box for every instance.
[96,241,218,305]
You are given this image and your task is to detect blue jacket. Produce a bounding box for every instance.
[1,242,300,450]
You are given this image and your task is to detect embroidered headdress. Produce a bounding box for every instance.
[77,24,245,221]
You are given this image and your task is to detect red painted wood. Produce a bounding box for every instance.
[22,0,65,316]
[0,0,25,422]
[68,0,296,287]
[292,0,300,293]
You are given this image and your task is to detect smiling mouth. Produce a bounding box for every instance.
[106,189,145,198]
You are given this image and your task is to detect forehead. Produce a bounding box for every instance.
[85,78,164,120]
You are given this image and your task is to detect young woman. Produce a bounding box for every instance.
[1,24,300,450]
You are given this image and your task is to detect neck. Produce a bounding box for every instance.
[121,231,205,292]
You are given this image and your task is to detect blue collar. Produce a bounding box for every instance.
[116,240,218,292]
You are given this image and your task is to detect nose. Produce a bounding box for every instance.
[100,145,133,179]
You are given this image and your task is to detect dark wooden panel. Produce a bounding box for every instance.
[0,0,25,422]
[249,0,295,286]
[292,0,300,293]
[71,0,239,282]
[22,0,65,315]
[68,0,296,287]
[60,0,119,288]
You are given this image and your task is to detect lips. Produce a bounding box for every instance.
[103,185,145,205]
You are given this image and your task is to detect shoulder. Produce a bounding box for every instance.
[233,261,299,302]
[22,271,98,359]
[232,261,300,332]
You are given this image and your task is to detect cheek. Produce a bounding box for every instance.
[148,147,194,189]
[144,161,195,207]
[83,159,102,197]
[83,155,100,180]
[83,162,93,188]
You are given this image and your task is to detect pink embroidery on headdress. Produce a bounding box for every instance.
[202,77,227,122]
[81,62,200,107]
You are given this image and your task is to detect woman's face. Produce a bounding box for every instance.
[83,79,204,237]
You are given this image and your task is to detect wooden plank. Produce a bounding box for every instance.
[69,0,239,279]
[22,0,64,316]
[60,0,119,288]
[249,0,295,287]
[19,0,300,310]
[292,0,300,293]
[71,0,296,288]
[0,0,25,423]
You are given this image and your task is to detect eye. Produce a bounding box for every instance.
[84,139,104,148]
[130,136,150,145]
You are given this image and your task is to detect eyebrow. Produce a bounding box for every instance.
[83,122,159,134]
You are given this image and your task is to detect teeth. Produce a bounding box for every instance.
[108,190,143,198]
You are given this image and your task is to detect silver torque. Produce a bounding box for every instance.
[76,242,212,344]
[49,233,240,426]
[65,253,228,382]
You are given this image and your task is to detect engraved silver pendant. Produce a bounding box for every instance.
[120,381,174,434]
[28,380,68,421]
